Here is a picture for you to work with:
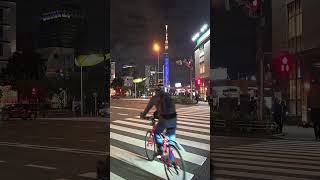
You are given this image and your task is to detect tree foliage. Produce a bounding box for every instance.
[1,51,47,83]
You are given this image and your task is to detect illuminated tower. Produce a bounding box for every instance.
[163,25,170,90]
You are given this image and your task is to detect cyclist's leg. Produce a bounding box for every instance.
[167,127,176,161]
[154,123,165,151]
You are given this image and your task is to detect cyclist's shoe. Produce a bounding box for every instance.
[155,145,164,159]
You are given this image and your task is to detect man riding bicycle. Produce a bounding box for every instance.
[140,84,177,157]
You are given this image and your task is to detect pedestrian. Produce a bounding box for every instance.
[281,100,287,127]
[273,98,283,133]
[309,84,320,140]
[195,93,199,104]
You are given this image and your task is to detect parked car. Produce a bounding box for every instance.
[98,105,110,117]
[0,104,37,120]
[111,95,121,99]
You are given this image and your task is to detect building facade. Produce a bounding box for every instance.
[111,61,115,83]
[145,65,157,92]
[37,1,86,77]
[272,0,320,123]
[194,27,210,100]
[0,1,16,70]
[39,1,85,48]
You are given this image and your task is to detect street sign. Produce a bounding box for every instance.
[273,51,294,77]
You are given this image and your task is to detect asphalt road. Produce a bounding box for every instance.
[0,117,108,180]
[110,99,211,180]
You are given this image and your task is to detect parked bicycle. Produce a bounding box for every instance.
[143,115,186,180]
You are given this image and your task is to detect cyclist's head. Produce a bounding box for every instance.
[155,83,164,93]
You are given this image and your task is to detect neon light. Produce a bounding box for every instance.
[196,29,210,45]
[164,57,169,87]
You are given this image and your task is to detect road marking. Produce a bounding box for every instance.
[214,149,320,160]
[118,113,128,116]
[113,120,209,140]
[213,157,320,170]
[80,139,97,143]
[111,124,209,150]
[111,146,194,180]
[78,172,96,178]
[111,132,207,166]
[214,169,312,180]
[134,116,210,124]
[178,115,209,121]
[213,152,320,165]
[214,162,320,177]
[25,164,57,170]
[0,141,107,156]
[48,137,65,140]
[110,172,125,180]
[111,106,143,111]
[125,118,210,133]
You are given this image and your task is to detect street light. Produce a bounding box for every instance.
[153,43,160,84]
[133,77,147,98]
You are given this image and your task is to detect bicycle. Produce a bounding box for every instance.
[143,115,186,180]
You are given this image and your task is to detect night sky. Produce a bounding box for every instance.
[111,0,210,85]
[16,0,209,86]
[212,0,257,79]
[16,0,108,52]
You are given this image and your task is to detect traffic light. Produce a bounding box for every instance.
[196,79,201,86]
[32,87,37,96]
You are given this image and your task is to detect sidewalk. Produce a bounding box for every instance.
[37,117,108,122]
[273,125,316,141]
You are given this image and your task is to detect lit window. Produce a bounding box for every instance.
[200,61,205,74]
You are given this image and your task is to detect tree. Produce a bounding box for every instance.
[2,51,47,82]
[1,51,47,102]
[111,76,124,89]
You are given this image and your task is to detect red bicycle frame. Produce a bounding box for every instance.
[147,120,180,167]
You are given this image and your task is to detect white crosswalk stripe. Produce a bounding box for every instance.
[110,106,210,179]
[213,139,320,180]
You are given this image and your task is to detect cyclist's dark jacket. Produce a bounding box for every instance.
[141,91,177,123]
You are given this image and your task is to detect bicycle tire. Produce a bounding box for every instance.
[145,130,156,161]
[164,144,186,180]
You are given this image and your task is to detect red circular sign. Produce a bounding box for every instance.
[273,51,295,77]
[249,0,262,12]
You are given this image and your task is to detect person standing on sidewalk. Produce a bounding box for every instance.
[273,98,283,133]
[309,84,320,140]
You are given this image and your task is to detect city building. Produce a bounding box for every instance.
[38,1,85,48]
[110,61,115,83]
[163,25,170,90]
[193,24,210,100]
[272,0,320,124]
[0,0,16,70]
[37,1,86,77]
[145,65,157,89]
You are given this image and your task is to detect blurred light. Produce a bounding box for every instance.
[304,82,310,91]
[153,43,160,52]
[200,24,208,32]
[192,33,200,42]
[175,83,182,88]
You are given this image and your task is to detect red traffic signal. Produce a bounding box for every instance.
[249,0,262,12]
[196,79,201,85]
[32,88,37,96]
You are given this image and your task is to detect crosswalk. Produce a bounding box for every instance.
[110,106,210,180]
[212,139,320,180]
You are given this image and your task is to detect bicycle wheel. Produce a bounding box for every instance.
[145,130,156,161]
[164,144,186,180]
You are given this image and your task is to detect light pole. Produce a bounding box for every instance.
[153,43,160,84]
[176,59,193,100]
